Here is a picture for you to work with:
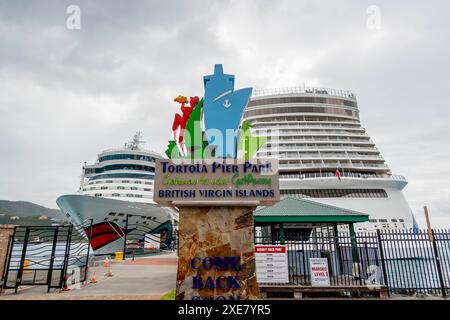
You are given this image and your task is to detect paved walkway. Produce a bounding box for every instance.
[0,252,178,300]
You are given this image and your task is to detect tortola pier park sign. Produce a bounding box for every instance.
[153,64,280,300]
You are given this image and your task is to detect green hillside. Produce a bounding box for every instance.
[0,200,67,226]
[0,200,62,218]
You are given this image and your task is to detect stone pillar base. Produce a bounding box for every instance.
[0,225,15,284]
[175,206,259,300]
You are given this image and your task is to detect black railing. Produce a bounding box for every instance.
[254,229,450,297]
[121,213,177,258]
[1,221,91,294]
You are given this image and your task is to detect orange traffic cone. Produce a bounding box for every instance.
[103,256,109,267]
[106,266,113,277]
[90,271,97,283]
[63,276,71,291]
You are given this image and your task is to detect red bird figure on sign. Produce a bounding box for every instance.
[172,95,199,156]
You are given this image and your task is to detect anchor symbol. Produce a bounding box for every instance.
[223,99,231,108]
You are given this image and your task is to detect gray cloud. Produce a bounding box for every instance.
[0,0,449,227]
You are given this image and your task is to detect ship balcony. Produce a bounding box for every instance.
[278,161,389,171]
[253,125,365,133]
[249,119,361,127]
[254,130,369,137]
[266,137,375,145]
[260,153,384,161]
[258,145,379,152]
[279,171,406,182]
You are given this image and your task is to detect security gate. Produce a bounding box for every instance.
[1,223,91,294]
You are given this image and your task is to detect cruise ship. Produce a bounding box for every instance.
[243,87,417,231]
[57,132,178,255]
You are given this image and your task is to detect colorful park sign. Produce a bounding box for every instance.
[166,64,265,160]
[153,159,280,206]
[155,64,279,300]
[157,64,279,206]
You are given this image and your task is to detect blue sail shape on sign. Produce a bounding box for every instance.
[203,64,252,158]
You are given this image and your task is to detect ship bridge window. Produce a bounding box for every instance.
[399,219,405,222]
[122,180,130,183]
[101,186,108,190]
[112,194,120,197]
[90,173,154,181]
[126,194,134,197]
[94,164,155,173]
[391,219,398,222]
[117,186,125,190]
[369,219,377,223]
[144,188,151,191]
[131,187,138,190]
[94,193,102,197]
[99,154,156,162]
[134,181,142,184]
[106,180,113,183]
[379,219,388,223]
[135,194,143,198]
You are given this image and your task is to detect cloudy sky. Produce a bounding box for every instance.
[0,0,449,227]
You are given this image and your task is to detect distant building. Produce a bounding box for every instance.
[10,216,20,220]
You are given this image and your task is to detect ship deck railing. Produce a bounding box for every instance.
[279,172,406,181]
[252,86,357,100]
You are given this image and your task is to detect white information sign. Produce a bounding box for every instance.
[309,258,330,286]
[255,245,289,283]
[144,233,160,250]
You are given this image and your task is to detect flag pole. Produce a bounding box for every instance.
[424,206,434,241]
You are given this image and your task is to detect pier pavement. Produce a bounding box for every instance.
[0,252,178,300]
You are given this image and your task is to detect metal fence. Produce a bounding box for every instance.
[1,221,92,294]
[121,214,177,257]
[255,229,450,297]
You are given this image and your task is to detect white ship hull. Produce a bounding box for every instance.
[56,194,175,255]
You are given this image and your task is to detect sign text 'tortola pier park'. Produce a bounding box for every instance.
[153,64,280,300]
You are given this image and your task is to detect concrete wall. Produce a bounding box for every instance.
[0,225,15,283]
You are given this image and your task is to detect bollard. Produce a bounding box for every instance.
[22,259,32,275]
[114,251,123,261]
